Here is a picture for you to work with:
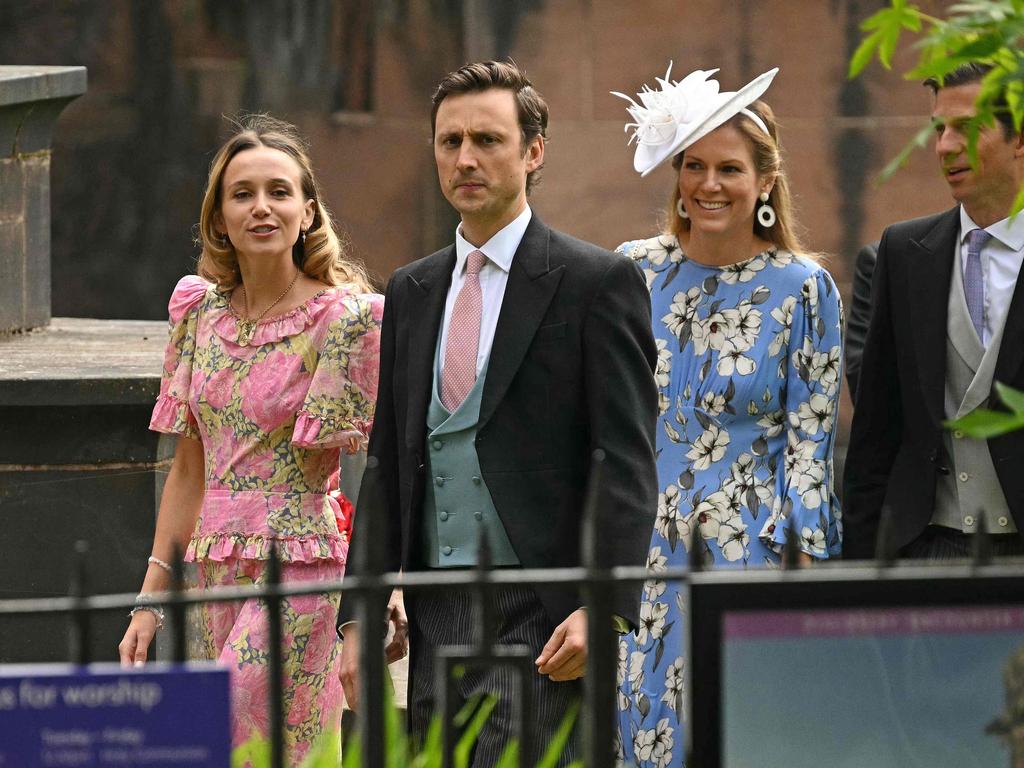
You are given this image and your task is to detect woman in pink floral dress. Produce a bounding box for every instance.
[118,115,383,761]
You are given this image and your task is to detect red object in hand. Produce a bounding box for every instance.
[326,468,356,542]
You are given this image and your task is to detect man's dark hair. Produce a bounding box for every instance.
[431,60,549,193]
[925,62,1016,138]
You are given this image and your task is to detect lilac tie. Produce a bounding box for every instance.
[442,250,487,412]
[964,228,990,342]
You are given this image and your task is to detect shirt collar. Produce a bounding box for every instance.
[959,205,1024,251]
[454,205,532,274]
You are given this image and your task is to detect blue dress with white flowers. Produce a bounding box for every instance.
[613,234,843,768]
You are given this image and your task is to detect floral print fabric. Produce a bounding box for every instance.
[149,274,382,756]
[198,558,344,764]
[614,235,843,767]
[150,275,383,563]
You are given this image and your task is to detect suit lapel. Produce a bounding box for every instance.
[404,248,455,449]
[479,217,564,428]
[906,207,959,425]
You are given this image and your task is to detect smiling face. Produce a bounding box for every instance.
[214,145,314,263]
[933,82,1024,227]
[433,88,544,245]
[677,123,772,239]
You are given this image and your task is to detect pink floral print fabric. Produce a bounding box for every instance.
[198,558,344,763]
[149,274,383,756]
[150,274,383,563]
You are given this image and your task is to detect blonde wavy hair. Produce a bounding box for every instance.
[197,114,372,292]
[666,100,817,261]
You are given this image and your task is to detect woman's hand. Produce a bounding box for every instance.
[118,611,160,667]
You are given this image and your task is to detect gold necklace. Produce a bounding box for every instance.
[235,270,300,346]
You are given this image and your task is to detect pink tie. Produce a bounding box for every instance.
[442,250,487,411]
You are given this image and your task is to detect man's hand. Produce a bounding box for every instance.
[384,588,409,664]
[535,607,587,681]
[339,624,361,711]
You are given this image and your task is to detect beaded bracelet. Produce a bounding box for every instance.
[129,594,165,630]
[147,555,173,574]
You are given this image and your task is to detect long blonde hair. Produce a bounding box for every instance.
[197,114,372,291]
[666,100,816,260]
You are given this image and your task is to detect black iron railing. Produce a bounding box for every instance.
[0,455,1010,768]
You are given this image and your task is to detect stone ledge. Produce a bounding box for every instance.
[0,317,165,406]
[0,66,87,109]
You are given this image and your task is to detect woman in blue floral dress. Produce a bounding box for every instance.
[611,66,843,767]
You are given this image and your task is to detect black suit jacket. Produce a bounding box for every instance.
[844,242,878,403]
[340,215,659,628]
[842,207,1024,559]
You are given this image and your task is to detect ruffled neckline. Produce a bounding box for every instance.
[208,286,341,347]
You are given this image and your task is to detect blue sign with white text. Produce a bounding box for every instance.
[0,663,231,767]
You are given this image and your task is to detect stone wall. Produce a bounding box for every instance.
[0,0,955,318]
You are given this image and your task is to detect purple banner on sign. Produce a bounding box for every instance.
[724,604,1024,639]
[0,663,231,768]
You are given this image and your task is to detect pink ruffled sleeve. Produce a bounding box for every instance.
[149,275,209,439]
[293,292,384,449]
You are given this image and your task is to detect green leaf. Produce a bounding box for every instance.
[1011,183,1024,218]
[944,409,1024,438]
[536,701,580,768]
[232,735,271,768]
[454,694,498,768]
[849,29,886,77]
[949,33,1006,59]
[876,121,935,183]
[995,382,1024,414]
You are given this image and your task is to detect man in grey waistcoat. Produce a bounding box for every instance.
[844,62,1024,560]
[337,60,658,764]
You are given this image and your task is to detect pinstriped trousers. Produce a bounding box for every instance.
[901,525,1024,559]
[407,584,581,767]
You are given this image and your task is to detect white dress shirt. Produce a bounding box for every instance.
[959,206,1024,347]
[437,206,533,374]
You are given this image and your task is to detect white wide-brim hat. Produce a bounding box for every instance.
[613,64,779,177]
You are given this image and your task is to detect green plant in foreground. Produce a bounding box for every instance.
[849,0,1024,214]
[231,690,582,768]
[946,382,1024,438]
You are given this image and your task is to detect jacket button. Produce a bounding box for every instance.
[435,476,445,487]
[998,516,1009,527]
[474,511,483,521]
[472,476,481,485]
[432,439,444,450]
[439,510,449,521]
[958,471,969,482]
[964,515,975,527]
[442,545,453,556]
[953,430,964,439]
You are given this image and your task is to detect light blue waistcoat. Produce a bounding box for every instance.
[421,341,520,567]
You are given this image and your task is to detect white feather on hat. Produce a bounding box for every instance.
[613,63,779,177]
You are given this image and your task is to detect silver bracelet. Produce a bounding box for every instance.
[129,594,165,630]
[147,555,173,574]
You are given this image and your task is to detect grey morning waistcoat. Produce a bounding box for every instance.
[932,248,1016,533]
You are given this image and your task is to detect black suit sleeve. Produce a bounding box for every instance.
[844,243,878,404]
[842,232,903,559]
[337,273,403,630]
[581,256,659,629]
